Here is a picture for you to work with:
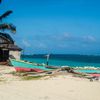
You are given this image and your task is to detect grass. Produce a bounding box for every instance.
[73,73,89,78]
[21,75,46,80]
[10,71,48,80]
[10,71,29,76]
[0,77,6,82]
[0,78,3,82]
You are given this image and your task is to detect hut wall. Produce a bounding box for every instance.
[9,50,21,60]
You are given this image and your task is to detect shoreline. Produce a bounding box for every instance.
[0,65,100,100]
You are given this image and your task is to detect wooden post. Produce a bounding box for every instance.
[46,54,50,66]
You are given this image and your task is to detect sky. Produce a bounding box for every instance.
[0,0,100,55]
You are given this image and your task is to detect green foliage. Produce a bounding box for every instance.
[22,76,44,80]
[0,1,16,33]
[0,23,16,33]
[0,10,13,20]
[10,71,28,76]
[0,77,5,82]
[10,71,47,80]
[73,73,88,78]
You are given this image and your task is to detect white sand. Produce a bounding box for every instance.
[0,65,20,81]
[0,75,100,100]
[0,65,100,100]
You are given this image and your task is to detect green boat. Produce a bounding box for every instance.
[9,59,53,71]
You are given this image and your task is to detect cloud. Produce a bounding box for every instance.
[37,43,47,49]
[20,33,99,54]
[82,35,96,43]
[22,39,31,47]
[51,33,72,41]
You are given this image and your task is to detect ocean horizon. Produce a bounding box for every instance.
[21,54,100,67]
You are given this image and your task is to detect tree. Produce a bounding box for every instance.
[0,1,16,33]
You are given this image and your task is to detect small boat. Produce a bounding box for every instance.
[15,67,32,72]
[15,67,44,72]
[9,59,54,71]
[32,68,44,72]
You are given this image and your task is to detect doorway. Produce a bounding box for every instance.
[0,48,9,62]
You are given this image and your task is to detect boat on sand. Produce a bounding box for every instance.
[9,59,55,71]
[15,67,44,72]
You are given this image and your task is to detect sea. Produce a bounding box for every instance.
[21,54,100,68]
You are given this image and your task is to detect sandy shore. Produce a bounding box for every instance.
[0,66,100,100]
[0,65,20,81]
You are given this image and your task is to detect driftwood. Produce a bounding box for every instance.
[45,66,59,69]
[60,67,74,73]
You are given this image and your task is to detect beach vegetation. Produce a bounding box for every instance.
[10,71,28,76]
[73,73,88,78]
[0,77,5,82]
[21,75,45,80]
[10,71,47,80]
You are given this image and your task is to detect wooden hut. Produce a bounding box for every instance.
[0,32,22,62]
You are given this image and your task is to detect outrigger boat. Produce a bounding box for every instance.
[14,67,44,72]
[9,59,56,72]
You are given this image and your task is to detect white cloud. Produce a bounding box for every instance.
[63,33,70,38]
[37,43,47,49]
[52,33,71,41]
[83,35,96,43]
[22,39,31,47]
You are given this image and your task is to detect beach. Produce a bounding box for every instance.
[0,65,100,100]
[1,0,100,100]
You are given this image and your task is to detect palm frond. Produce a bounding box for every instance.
[0,10,13,20]
[0,23,16,33]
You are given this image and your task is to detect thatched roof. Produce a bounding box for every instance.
[8,44,22,51]
[0,32,22,51]
[0,32,14,44]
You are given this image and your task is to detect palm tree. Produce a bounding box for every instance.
[0,10,13,20]
[0,1,16,33]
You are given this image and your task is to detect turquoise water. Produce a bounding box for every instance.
[21,57,100,67]
[75,70,100,73]
[19,55,100,73]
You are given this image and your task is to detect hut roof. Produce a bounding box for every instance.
[0,44,22,51]
[8,44,22,51]
[0,32,14,44]
[0,32,22,51]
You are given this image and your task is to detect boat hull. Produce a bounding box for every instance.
[10,59,53,71]
[15,67,44,72]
